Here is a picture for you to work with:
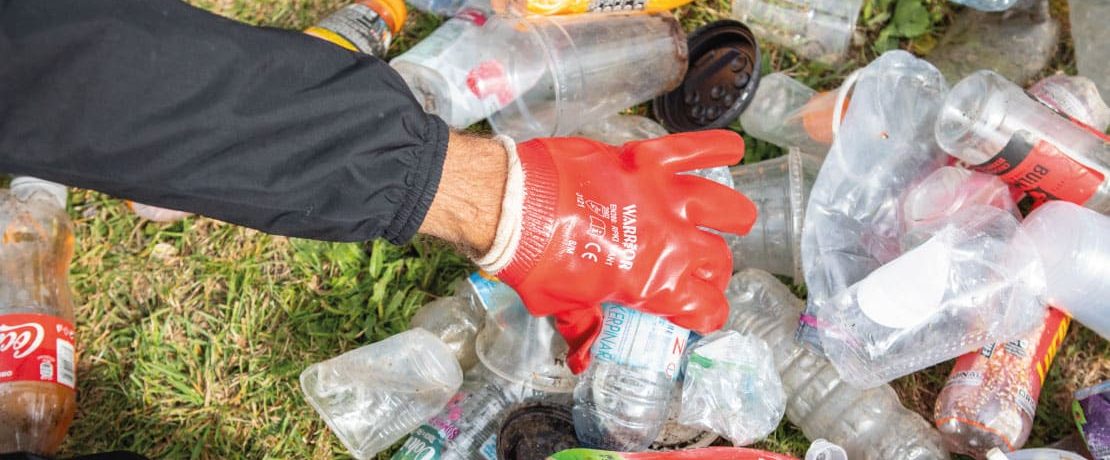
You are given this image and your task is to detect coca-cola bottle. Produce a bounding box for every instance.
[0,177,77,455]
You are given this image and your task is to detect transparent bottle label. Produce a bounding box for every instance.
[466,271,503,311]
[592,304,689,379]
[393,382,512,459]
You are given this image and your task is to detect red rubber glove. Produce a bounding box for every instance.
[476,130,757,374]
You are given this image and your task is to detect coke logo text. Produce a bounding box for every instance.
[0,322,44,360]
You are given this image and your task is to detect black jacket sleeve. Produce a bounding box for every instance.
[0,0,449,243]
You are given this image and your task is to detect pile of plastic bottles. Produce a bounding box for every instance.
[290,0,1110,459]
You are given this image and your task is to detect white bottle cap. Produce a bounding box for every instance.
[11,176,68,209]
[806,439,848,460]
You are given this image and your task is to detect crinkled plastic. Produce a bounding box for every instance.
[1029,75,1110,132]
[678,330,785,446]
[798,50,950,351]
[817,205,1046,388]
[900,166,1017,251]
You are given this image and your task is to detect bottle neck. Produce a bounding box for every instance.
[11,176,67,209]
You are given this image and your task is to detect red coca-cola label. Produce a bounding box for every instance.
[971,130,1105,207]
[0,313,76,389]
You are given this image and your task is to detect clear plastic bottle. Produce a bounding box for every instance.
[573,304,690,451]
[936,70,1110,215]
[0,177,77,456]
[934,308,1070,458]
[730,0,863,64]
[409,272,503,371]
[738,72,845,157]
[304,0,408,56]
[1028,75,1110,133]
[300,328,463,459]
[725,268,949,460]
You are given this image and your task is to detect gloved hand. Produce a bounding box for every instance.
[475,130,757,374]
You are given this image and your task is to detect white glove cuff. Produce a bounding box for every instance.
[474,135,524,274]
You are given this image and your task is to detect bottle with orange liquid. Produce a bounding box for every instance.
[305,0,407,56]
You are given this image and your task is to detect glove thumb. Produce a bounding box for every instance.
[551,306,603,375]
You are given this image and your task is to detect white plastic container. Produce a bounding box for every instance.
[1022,201,1110,339]
[730,0,863,64]
[300,329,464,459]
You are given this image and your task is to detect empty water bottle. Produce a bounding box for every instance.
[725,269,948,460]
[300,329,463,459]
[573,304,691,451]
[409,272,507,371]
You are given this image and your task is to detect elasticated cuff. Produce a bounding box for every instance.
[384,114,450,244]
[497,139,560,286]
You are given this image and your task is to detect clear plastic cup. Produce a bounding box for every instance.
[936,70,1110,214]
[474,282,577,395]
[729,149,821,280]
[739,73,840,157]
[575,114,670,145]
[730,0,863,64]
[487,13,687,141]
[1022,201,1110,339]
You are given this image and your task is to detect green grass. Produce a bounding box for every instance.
[56,0,1107,459]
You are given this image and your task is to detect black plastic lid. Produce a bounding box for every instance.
[654,19,761,132]
[496,401,579,460]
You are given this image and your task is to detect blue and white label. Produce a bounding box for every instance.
[467,271,515,312]
[592,304,690,380]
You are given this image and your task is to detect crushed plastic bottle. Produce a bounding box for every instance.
[936,70,1110,215]
[0,178,77,456]
[546,447,799,460]
[900,166,1018,251]
[928,0,1057,85]
[678,330,785,446]
[1022,201,1110,339]
[738,72,847,157]
[934,308,1070,457]
[1029,75,1110,133]
[409,273,502,371]
[725,268,949,460]
[729,149,820,279]
[300,328,463,459]
[573,304,691,451]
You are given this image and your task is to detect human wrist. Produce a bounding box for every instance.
[418,132,508,255]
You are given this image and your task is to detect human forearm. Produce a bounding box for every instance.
[418,133,508,256]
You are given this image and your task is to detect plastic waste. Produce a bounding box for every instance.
[0,178,77,456]
[726,268,948,460]
[948,0,1034,11]
[1029,75,1110,132]
[798,51,950,352]
[406,0,475,17]
[299,329,463,459]
[126,201,192,223]
[730,0,863,64]
[573,304,691,451]
[729,149,820,279]
[650,385,719,450]
[986,448,1087,460]
[488,13,687,141]
[934,308,1070,457]
[497,401,580,460]
[900,166,1017,251]
[493,0,691,16]
[805,440,848,460]
[1022,201,1110,339]
[927,0,1058,85]
[389,6,507,129]
[935,70,1110,215]
[304,0,407,56]
[678,330,785,446]
[817,205,1047,388]
[1069,1,1110,103]
[738,72,848,157]
[546,447,798,460]
[409,273,502,371]
[1074,381,1110,459]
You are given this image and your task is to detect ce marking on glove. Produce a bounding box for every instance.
[581,242,602,263]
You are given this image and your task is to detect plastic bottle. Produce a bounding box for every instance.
[394,274,576,460]
[126,201,192,223]
[0,177,77,456]
[1022,201,1110,339]
[304,0,407,56]
[936,70,1110,215]
[300,328,463,460]
[1028,75,1110,133]
[725,268,949,460]
[986,448,1087,460]
[494,0,691,17]
[933,308,1070,457]
[948,0,1033,11]
[573,303,691,451]
[409,273,500,371]
[738,72,847,157]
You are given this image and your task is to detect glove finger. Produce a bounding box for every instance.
[666,278,730,334]
[675,174,759,236]
[687,230,734,290]
[623,130,744,174]
[551,305,603,375]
